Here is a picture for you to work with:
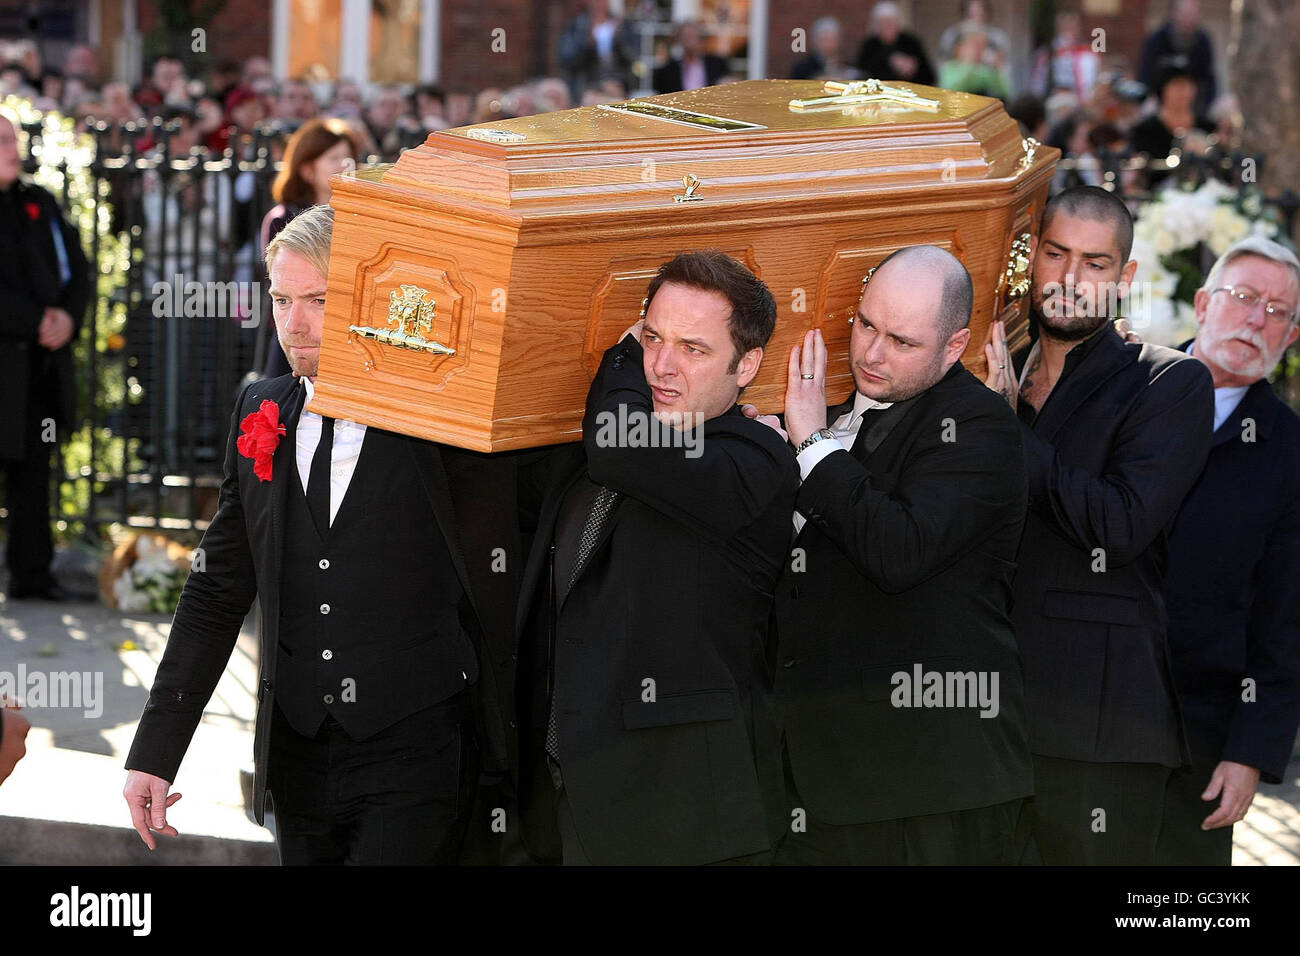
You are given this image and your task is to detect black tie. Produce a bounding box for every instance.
[545,485,621,765]
[849,405,891,459]
[307,416,335,537]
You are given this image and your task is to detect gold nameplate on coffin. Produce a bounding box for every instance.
[598,100,768,132]
[311,79,1058,451]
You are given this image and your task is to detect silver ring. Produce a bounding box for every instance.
[801,373,815,380]
[998,364,1006,370]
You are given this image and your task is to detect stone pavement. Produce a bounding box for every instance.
[0,557,1296,865]
[0,558,276,865]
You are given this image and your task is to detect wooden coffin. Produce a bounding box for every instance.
[311,79,1058,451]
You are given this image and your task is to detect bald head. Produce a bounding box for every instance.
[851,245,974,402]
[873,245,975,339]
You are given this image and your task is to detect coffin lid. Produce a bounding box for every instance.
[379,79,1042,213]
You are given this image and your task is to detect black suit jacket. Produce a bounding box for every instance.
[0,180,91,459]
[1164,365,1300,783]
[125,374,514,824]
[1011,326,1214,767]
[516,335,798,864]
[775,361,1033,825]
[652,55,730,94]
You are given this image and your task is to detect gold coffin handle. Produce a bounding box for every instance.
[998,232,1033,302]
[348,284,456,356]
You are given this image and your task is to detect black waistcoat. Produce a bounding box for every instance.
[275,425,475,739]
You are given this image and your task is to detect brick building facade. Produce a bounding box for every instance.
[9,0,1234,101]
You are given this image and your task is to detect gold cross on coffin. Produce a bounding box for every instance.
[789,79,941,113]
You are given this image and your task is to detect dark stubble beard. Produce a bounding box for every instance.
[1030,299,1110,343]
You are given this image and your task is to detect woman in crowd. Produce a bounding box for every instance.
[260,116,365,378]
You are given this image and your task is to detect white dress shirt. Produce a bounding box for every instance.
[792,390,893,534]
[296,377,368,526]
[1211,384,1250,433]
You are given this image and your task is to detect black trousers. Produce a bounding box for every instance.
[1026,755,1171,865]
[775,798,1027,866]
[2,405,56,593]
[554,782,594,866]
[774,743,1026,865]
[1155,752,1235,866]
[267,693,477,865]
[551,761,770,866]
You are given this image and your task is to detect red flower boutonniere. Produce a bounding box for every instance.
[236,399,286,482]
[24,202,41,221]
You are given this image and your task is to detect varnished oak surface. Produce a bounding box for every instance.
[312,80,1056,451]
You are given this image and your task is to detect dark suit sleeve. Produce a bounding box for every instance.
[0,208,45,339]
[0,286,44,339]
[1221,481,1300,783]
[582,334,795,541]
[1020,358,1214,567]
[53,199,91,332]
[124,384,260,782]
[796,395,1025,594]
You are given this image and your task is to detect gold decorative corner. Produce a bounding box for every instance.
[998,232,1033,301]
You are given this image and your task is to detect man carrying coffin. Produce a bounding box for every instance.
[982,185,1214,865]
[517,251,798,865]
[760,245,1034,865]
[1156,237,1300,865]
[123,205,515,864]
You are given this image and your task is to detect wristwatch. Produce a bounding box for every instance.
[795,428,835,454]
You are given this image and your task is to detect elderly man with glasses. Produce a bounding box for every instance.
[1156,235,1300,865]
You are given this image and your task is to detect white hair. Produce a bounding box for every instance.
[812,16,842,38]
[1202,236,1300,322]
[873,2,902,23]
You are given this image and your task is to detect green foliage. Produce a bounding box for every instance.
[145,0,227,64]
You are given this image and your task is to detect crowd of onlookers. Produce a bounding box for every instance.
[0,0,1248,198]
[0,38,448,163]
[784,0,1240,196]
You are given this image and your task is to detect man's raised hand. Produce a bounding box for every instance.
[785,329,828,448]
[981,320,1017,412]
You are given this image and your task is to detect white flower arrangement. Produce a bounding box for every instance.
[1129,180,1286,345]
[105,534,191,614]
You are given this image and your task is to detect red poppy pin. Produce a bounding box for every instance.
[24,202,40,221]
[236,399,286,482]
